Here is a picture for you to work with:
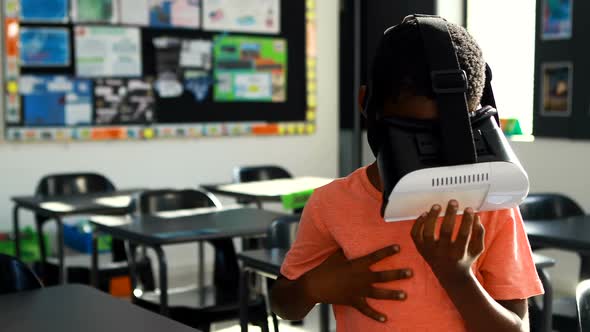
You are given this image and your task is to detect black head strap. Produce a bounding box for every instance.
[414,15,477,165]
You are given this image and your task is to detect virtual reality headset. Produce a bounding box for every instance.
[363,15,529,222]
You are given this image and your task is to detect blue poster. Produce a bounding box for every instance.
[21,76,93,126]
[20,28,71,67]
[20,0,69,22]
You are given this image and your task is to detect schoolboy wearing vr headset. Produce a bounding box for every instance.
[270,15,543,331]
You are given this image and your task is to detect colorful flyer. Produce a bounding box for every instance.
[94,78,156,124]
[541,62,572,116]
[120,0,150,25]
[72,0,118,22]
[19,27,70,67]
[149,0,201,28]
[19,76,93,126]
[542,0,573,40]
[75,26,142,77]
[213,35,286,102]
[203,0,280,34]
[20,0,69,22]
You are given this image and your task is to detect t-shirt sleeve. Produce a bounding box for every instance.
[280,190,340,280]
[476,208,544,300]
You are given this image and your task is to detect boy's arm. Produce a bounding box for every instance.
[411,202,531,332]
[271,246,412,322]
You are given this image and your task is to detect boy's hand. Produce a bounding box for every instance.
[410,200,485,285]
[303,245,412,322]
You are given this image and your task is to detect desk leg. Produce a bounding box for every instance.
[154,245,169,316]
[125,243,139,293]
[198,241,205,290]
[538,268,553,332]
[239,268,250,332]
[55,216,65,284]
[91,232,99,288]
[13,205,21,259]
[320,303,330,332]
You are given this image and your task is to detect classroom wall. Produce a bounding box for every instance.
[0,0,340,272]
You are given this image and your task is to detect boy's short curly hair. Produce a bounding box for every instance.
[370,16,486,112]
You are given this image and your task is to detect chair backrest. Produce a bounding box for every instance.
[233,165,293,183]
[138,189,219,215]
[0,254,43,295]
[138,189,237,288]
[577,279,590,331]
[266,215,301,250]
[519,193,585,220]
[35,173,116,197]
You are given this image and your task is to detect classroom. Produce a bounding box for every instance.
[0,0,588,331]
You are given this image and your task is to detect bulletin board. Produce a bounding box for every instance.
[533,0,590,139]
[1,0,318,142]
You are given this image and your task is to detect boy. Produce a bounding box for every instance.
[270,16,543,331]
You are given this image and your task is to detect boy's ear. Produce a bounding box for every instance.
[358,85,367,116]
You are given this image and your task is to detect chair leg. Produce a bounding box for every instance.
[271,313,280,332]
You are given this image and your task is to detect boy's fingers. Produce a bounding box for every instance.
[367,288,407,301]
[439,200,458,247]
[454,208,474,251]
[372,269,413,283]
[468,215,485,256]
[354,298,387,323]
[411,212,428,243]
[423,205,441,244]
[354,245,400,267]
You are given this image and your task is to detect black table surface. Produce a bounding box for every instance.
[525,216,590,252]
[91,208,286,246]
[237,248,288,275]
[12,189,141,216]
[237,249,556,275]
[0,284,199,332]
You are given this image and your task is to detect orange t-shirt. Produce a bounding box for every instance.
[281,166,544,332]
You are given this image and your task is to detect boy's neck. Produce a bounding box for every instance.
[366,162,383,192]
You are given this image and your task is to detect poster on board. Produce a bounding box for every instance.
[203,0,280,34]
[20,76,93,126]
[149,0,201,28]
[153,36,212,101]
[20,0,69,22]
[542,0,572,40]
[120,0,150,25]
[213,35,286,102]
[75,26,142,77]
[541,62,572,117]
[94,79,156,124]
[19,28,70,67]
[72,0,118,22]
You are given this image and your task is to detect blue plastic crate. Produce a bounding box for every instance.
[63,221,111,254]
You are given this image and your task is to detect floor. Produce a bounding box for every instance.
[212,304,336,332]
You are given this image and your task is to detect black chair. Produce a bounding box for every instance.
[233,165,295,251]
[577,280,590,332]
[0,254,43,295]
[33,173,154,292]
[132,189,271,332]
[233,165,293,184]
[266,215,301,250]
[520,193,584,222]
[264,215,301,331]
[521,193,585,332]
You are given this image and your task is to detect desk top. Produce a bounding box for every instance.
[0,284,198,332]
[12,189,141,217]
[237,248,287,276]
[91,208,286,246]
[238,249,557,276]
[525,216,590,252]
[202,177,334,201]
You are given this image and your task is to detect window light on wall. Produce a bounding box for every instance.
[467,0,536,137]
